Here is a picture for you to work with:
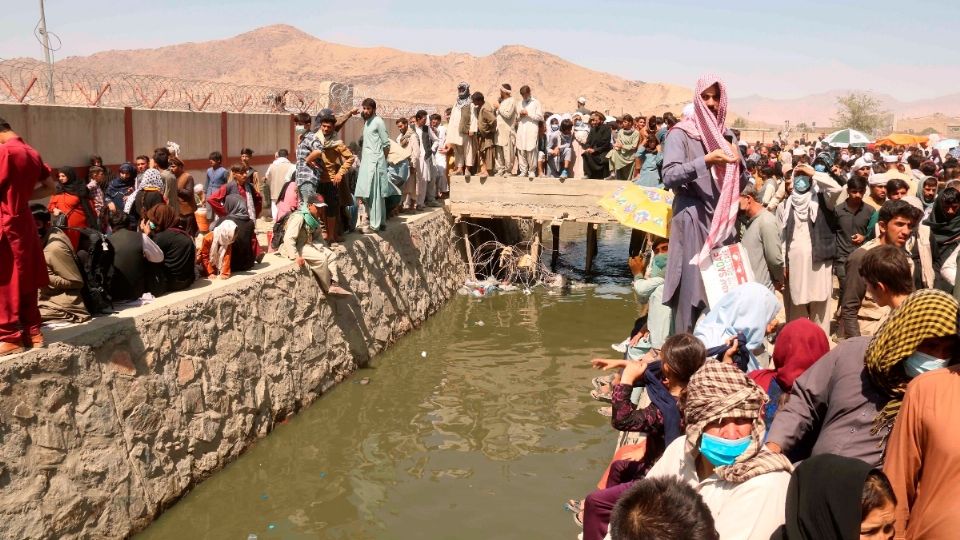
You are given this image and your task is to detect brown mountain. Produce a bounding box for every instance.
[52,24,692,115]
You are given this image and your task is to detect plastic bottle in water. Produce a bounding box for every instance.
[247,535,257,540]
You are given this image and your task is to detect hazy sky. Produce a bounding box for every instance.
[2,0,957,101]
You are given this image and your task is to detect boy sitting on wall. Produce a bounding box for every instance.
[278,195,351,296]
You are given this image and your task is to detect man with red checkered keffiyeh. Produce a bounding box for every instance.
[662,75,752,333]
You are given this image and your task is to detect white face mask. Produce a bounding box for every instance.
[904,351,949,378]
[295,125,306,135]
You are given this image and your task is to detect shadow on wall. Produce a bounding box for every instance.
[0,210,465,539]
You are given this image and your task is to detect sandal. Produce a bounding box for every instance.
[592,374,614,393]
[597,406,612,417]
[590,389,612,403]
[564,499,584,514]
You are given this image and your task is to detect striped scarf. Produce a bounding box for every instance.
[674,74,741,265]
[684,362,793,483]
[865,289,958,439]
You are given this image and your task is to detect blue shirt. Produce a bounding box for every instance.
[205,166,228,197]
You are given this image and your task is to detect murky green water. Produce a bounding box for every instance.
[138,226,636,540]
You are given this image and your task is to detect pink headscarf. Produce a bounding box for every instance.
[674,74,741,265]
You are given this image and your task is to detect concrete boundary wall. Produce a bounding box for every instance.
[0,103,296,182]
[0,210,465,539]
[0,103,408,186]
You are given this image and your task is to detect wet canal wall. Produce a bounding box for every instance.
[0,210,465,539]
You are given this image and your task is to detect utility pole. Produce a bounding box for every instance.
[37,0,55,103]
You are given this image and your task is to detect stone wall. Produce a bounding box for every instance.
[0,210,465,539]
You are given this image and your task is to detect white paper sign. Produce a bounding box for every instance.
[700,243,755,308]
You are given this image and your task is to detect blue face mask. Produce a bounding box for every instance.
[793,175,812,194]
[652,253,668,270]
[814,163,827,172]
[904,351,949,378]
[699,432,752,467]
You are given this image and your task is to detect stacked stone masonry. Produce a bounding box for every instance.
[0,210,465,539]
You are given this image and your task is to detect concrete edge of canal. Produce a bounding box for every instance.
[0,208,466,539]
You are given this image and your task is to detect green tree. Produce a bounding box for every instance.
[731,117,748,129]
[833,92,887,134]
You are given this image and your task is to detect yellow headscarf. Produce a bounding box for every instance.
[865,289,958,437]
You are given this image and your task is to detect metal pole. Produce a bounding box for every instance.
[38,0,55,103]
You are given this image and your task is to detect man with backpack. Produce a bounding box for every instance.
[34,205,91,323]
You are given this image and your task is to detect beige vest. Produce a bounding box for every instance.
[266,159,295,201]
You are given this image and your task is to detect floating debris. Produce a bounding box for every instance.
[421,351,428,358]
[359,377,370,385]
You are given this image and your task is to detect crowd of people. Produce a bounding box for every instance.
[0,100,413,356]
[430,81,673,183]
[0,87,681,358]
[562,74,960,540]
[3,72,960,540]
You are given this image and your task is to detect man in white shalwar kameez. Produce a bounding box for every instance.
[515,85,543,177]
[494,84,518,176]
[396,118,419,211]
[411,110,440,208]
[431,112,449,197]
[781,163,844,335]
[446,82,474,175]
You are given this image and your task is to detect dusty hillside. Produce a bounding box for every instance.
[54,24,692,115]
[731,91,960,128]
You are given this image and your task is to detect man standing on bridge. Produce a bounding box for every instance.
[515,85,543,178]
[355,98,397,233]
[662,74,751,332]
[0,117,51,356]
[494,84,517,176]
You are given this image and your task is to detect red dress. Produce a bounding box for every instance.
[0,137,51,343]
[48,192,92,250]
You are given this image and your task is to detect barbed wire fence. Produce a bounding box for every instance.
[0,58,443,118]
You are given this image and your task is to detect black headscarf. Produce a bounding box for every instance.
[583,122,613,179]
[54,165,99,228]
[924,187,960,261]
[771,454,872,540]
[54,166,90,197]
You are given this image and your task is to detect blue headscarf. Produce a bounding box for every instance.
[694,282,781,372]
[118,162,136,177]
[639,360,682,445]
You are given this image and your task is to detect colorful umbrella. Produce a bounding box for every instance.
[823,128,871,148]
[599,184,674,238]
[875,133,929,147]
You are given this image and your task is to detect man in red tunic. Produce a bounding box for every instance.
[0,117,51,356]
